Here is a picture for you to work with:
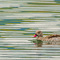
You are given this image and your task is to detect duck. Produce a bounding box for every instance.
[33,30,60,47]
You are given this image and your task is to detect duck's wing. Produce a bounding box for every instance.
[45,35,60,39]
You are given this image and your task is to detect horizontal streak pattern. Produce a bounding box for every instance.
[0,0,60,60]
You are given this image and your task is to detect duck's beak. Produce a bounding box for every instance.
[33,34,37,37]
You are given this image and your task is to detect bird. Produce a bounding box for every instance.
[33,30,60,47]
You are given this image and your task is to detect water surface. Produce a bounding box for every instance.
[0,0,60,60]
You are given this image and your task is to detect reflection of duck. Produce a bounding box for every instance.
[33,30,60,46]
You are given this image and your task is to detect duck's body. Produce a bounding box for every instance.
[33,31,60,46]
[37,35,60,45]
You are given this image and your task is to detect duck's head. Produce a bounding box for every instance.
[33,30,43,37]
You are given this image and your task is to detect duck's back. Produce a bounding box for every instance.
[45,35,60,38]
[44,35,60,45]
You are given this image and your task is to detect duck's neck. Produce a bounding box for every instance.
[38,35,43,39]
[37,36,43,40]
[38,34,43,37]
[38,36,43,38]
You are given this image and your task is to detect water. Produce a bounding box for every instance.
[0,0,60,60]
